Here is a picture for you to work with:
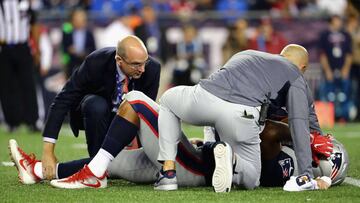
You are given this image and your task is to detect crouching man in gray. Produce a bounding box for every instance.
[156,44,332,192]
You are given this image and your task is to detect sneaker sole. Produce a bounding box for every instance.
[212,142,232,193]
[154,184,178,191]
[50,179,107,189]
[8,139,36,184]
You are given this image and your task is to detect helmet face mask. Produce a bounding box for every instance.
[312,139,349,185]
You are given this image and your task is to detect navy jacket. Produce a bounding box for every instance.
[43,47,161,140]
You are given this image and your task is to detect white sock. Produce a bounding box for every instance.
[88,148,114,177]
[55,163,59,179]
[34,162,44,180]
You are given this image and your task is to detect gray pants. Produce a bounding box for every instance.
[107,91,206,186]
[158,85,263,189]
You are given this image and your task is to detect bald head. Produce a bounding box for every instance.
[280,44,309,73]
[115,35,149,79]
[116,35,148,59]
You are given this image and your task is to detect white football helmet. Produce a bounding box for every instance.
[312,139,349,185]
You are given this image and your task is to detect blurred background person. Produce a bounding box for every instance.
[134,4,162,59]
[29,18,53,125]
[172,24,206,86]
[62,8,96,78]
[346,14,360,121]
[216,0,248,23]
[195,0,215,11]
[0,0,40,132]
[318,15,353,122]
[222,18,249,63]
[248,18,288,54]
[97,15,134,49]
[316,0,347,16]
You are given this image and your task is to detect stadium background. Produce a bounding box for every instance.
[1,0,360,202]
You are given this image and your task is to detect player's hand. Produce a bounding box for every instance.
[42,142,57,180]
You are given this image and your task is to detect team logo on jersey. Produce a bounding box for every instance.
[330,152,342,180]
[278,158,294,178]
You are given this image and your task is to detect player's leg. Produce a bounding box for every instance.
[124,91,208,187]
[50,99,140,189]
[108,148,158,183]
[49,90,207,189]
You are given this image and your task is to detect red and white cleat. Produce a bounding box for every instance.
[8,139,41,184]
[50,165,107,189]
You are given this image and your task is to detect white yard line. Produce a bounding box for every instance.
[332,131,360,138]
[344,177,360,187]
[1,161,14,166]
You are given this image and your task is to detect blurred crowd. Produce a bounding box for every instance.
[30,0,351,17]
[1,0,360,132]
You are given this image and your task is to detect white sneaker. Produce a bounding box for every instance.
[154,169,178,191]
[8,139,41,184]
[283,175,331,192]
[50,165,107,189]
[212,142,233,193]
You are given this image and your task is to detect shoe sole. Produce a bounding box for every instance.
[154,184,178,191]
[212,142,232,193]
[50,179,107,189]
[8,139,36,184]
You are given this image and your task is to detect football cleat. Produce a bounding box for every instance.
[154,169,178,191]
[50,165,107,189]
[212,142,233,193]
[8,139,41,184]
[283,174,331,191]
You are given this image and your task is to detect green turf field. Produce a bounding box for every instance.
[1,124,360,203]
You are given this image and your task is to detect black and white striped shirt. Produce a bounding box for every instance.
[0,0,34,44]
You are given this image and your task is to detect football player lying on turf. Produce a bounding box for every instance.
[106,121,348,190]
[9,91,346,190]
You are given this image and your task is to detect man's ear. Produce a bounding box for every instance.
[301,64,307,73]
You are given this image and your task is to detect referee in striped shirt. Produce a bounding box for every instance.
[0,0,39,131]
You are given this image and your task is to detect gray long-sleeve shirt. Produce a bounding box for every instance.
[199,50,321,177]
